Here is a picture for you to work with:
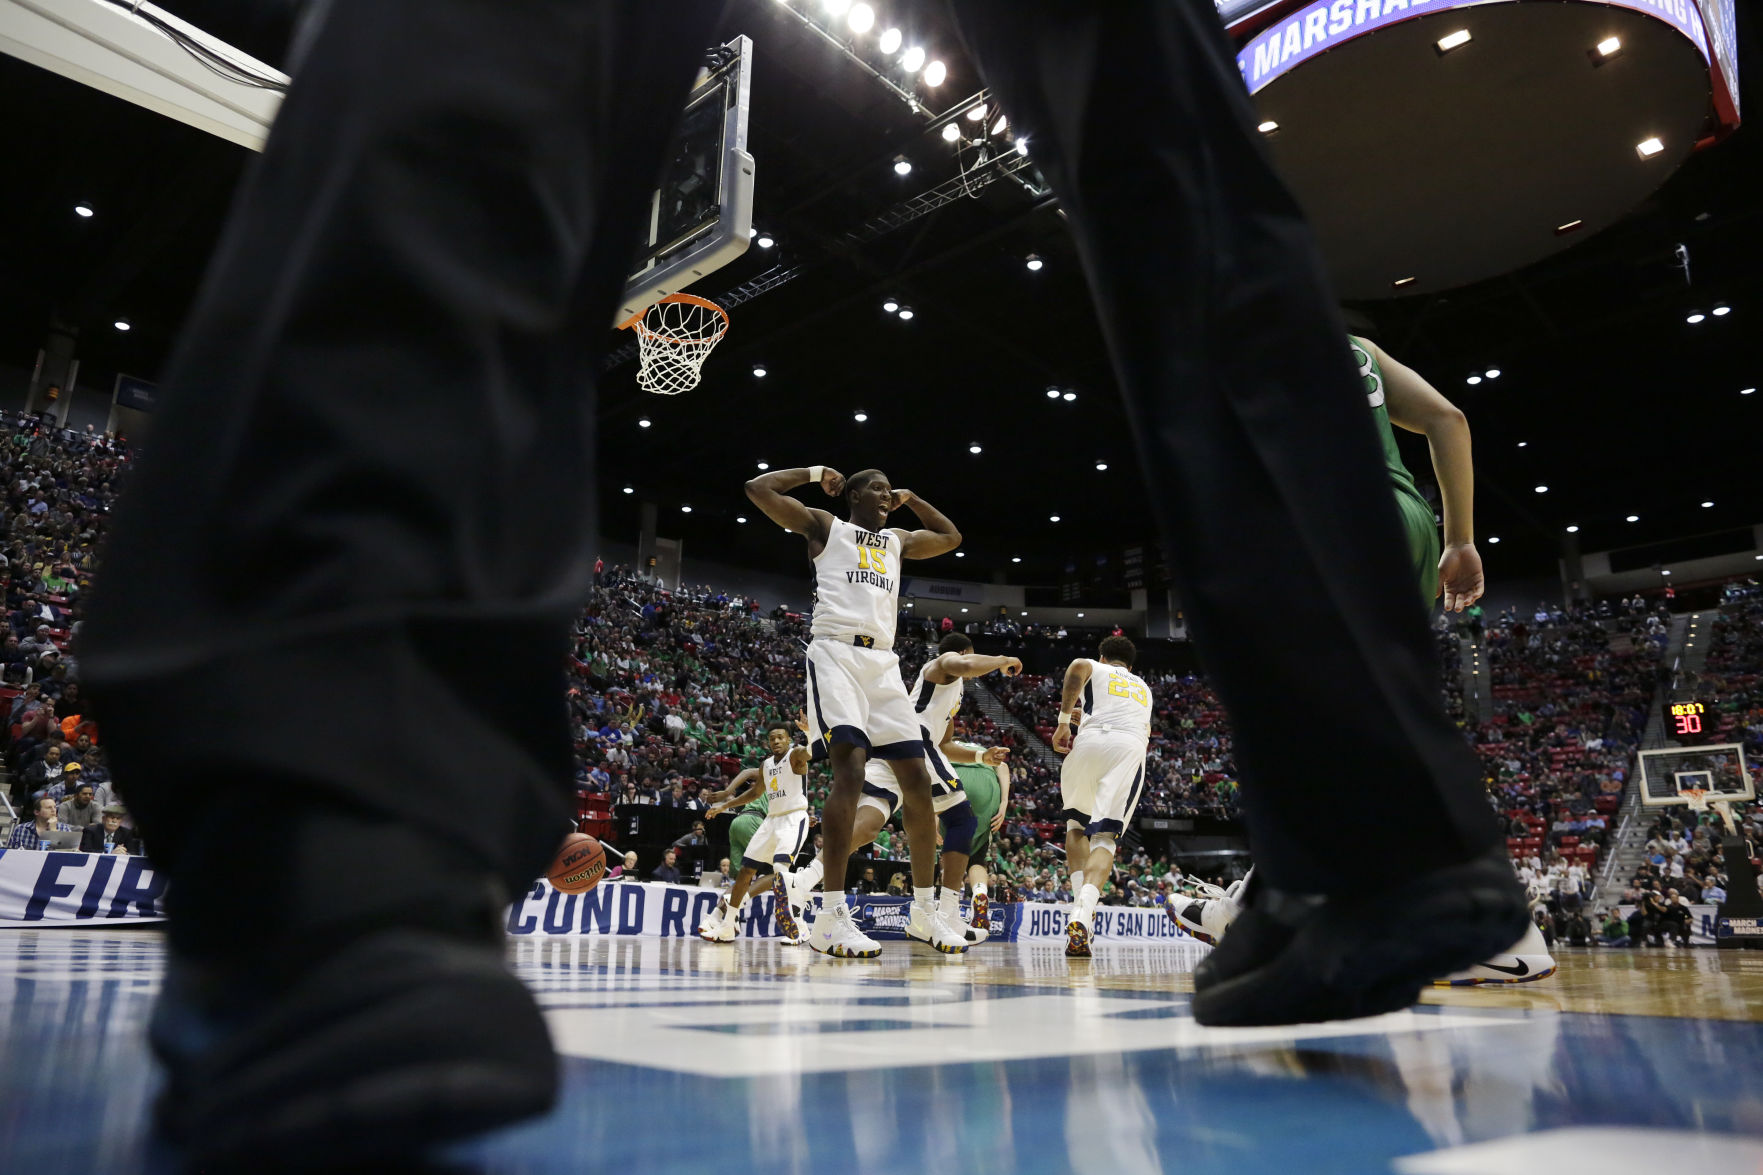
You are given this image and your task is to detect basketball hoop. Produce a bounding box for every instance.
[619,293,729,395]
[1681,788,1709,812]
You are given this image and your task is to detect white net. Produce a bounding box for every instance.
[625,295,729,395]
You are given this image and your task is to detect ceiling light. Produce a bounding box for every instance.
[1095,462,1108,471]
[942,122,962,143]
[1012,557,1022,564]
[901,46,926,73]
[1595,36,1621,57]
[955,551,965,558]
[638,418,651,428]
[1025,253,1043,271]
[1488,536,1500,544]
[681,505,693,513]
[961,607,969,613]
[1393,276,1417,289]
[1256,120,1279,134]
[1534,485,1548,493]
[847,3,874,33]
[1713,304,1731,317]
[893,155,912,175]
[622,486,634,495]
[752,365,767,378]
[896,307,914,320]
[1046,387,1061,399]
[883,299,899,313]
[1435,28,1472,52]
[878,27,902,54]
[1661,569,1671,576]
[1466,375,1482,386]
[748,227,757,238]
[113,318,130,332]
[923,60,947,87]
[1077,613,1085,618]
[756,461,769,470]
[1554,219,1584,235]
[736,516,748,524]
[1742,388,1756,396]
[969,443,982,454]
[1626,514,1639,522]
[1021,611,1028,616]
[1015,137,1029,156]
[991,114,1009,136]
[1686,312,1705,324]
[1702,500,1714,508]
[1049,515,1061,523]
[1636,137,1664,158]
[74,203,94,218]
[1517,441,1528,448]
[853,410,868,422]
[1062,391,1076,402]
[1484,368,1501,379]
[966,104,987,121]
[1566,525,1579,533]
[756,234,774,249]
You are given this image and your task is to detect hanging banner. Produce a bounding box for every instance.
[0,849,166,927]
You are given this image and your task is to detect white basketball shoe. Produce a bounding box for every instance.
[809,900,882,959]
[1435,920,1557,985]
[697,901,737,944]
[1164,874,1249,946]
[939,890,989,944]
[907,901,971,954]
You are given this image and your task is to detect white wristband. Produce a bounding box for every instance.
[1059,711,1076,725]
[807,465,824,484]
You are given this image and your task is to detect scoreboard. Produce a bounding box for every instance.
[1663,700,1710,744]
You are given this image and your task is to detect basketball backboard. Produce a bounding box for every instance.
[1637,743,1752,808]
[617,35,755,326]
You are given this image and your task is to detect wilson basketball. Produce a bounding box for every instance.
[548,833,606,895]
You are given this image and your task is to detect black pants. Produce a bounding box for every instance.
[83,0,1498,960]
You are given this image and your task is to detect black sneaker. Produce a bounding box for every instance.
[151,929,558,1168]
[1191,851,1528,1027]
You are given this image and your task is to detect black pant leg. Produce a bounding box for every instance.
[81,0,725,956]
[953,0,1499,891]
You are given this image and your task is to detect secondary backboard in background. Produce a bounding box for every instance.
[1638,743,1753,807]
[617,35,754,326]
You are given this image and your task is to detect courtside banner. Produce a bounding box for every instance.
[506,880,1205,945]
[0,849,166,927]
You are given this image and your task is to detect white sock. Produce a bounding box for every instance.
[1072,870,1084,895]
[939,889,959,917]
[914,886,936,908]
[1080,883,1100,909]
[800,858,825,890]
[821,889,845,917]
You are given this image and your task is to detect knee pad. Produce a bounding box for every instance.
[940,803,978,857]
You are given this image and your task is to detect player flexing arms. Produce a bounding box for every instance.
[1055,636,1153,958]
[1167,333,1555,983]
[777,634,1019,946]
[697,725,812,945]
[745,465,967,957]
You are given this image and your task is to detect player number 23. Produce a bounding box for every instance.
[856,547,889,576]
[1108,677,1149,707]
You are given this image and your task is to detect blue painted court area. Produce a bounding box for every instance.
[3,930,1762,1174]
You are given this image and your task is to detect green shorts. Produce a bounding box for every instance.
[1395,488,1441,608]
[952,761,1002,863]
[728,810,767,876]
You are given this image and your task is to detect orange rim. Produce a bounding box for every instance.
[618,292,731,344]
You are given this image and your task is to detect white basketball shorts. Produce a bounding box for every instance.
[1060,729,1149,837]
[858,739,965,821]
[741,808,810,870]
[804,639,924,761]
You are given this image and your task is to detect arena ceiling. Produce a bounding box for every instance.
[0,0,1758,600]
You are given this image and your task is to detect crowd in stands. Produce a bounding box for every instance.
[0,413,135,852]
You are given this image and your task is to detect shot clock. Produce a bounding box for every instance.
[1663,700,1709,744]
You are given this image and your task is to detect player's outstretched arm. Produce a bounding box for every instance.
[885,490,961,559]
[705,768,762,817]
[1053,659,1092,754]
[991,762,1011,834]
[744,467,840,552]
[1371,339,1483,613]
[788,745,811,775]
[923,652,1023,685]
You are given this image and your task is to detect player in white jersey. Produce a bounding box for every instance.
[1054,635,1153,957]
[777,633,1020,946]
[745,465,968,957]
[696,725,813,944]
